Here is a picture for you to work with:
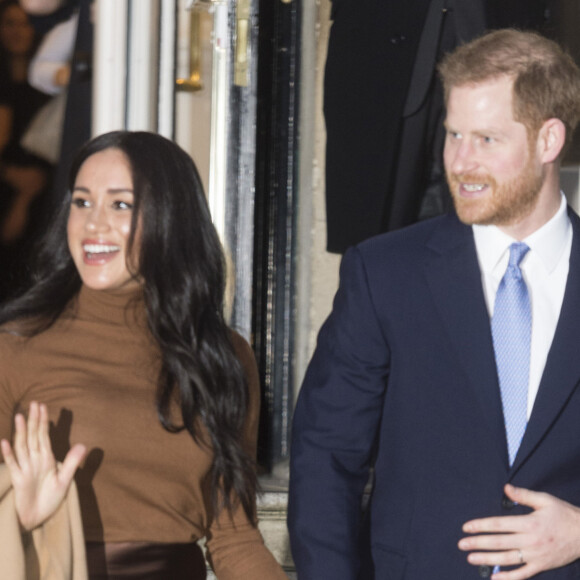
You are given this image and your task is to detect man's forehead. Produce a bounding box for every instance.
[446,77,517,122]
[444,80,531,136]
[449,74,516,97]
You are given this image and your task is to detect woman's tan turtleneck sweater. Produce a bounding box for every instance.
[0,285,286,579]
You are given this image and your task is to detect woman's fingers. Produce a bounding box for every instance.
[27,401,40,454]
[0,438,19,474]
[12,412,29,468]
[37,403,53,457]
[58,444,87,486]
[1,404,87,531]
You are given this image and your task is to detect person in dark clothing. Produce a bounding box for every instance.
[19,0,92,226]
[0,0,53,300]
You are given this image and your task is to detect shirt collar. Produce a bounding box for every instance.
[472,193,570,276]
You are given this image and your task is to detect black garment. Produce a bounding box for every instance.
[27,0,78,35]
[0,77,50,165]
[23,0,92,218]
[52,0,92,201]
[0,77,53,300]
[324,0,549,253]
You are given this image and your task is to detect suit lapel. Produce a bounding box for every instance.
[513,209,580,471]
[424,215,509,467]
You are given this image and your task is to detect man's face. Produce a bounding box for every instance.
[444,76,543,229]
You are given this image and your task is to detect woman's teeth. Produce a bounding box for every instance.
[83,243,120,256]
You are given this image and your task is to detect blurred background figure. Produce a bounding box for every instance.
[20,0,93,199]
[0,0,53,301]
[19,0,91,224]
[27,7,77,97]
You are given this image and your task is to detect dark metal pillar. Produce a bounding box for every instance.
[253,0,301,471]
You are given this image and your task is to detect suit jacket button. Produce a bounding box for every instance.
[502,495,515,509]
[478,565,492,577]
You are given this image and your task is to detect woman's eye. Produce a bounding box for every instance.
[113,200,133,210]
[71,198,89,208]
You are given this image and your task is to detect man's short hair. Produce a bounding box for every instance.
[439,28,580,144]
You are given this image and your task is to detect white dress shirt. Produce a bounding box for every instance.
[472,194,572,418]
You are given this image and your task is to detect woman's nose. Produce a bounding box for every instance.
[85,205,109,232]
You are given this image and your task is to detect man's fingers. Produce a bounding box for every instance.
[460,533,525,552]
[463,515,523,534]
[465,547,526,568]
[504,484,551,510]
[492,563,537,580]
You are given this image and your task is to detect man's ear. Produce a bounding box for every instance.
[538,118,566,164]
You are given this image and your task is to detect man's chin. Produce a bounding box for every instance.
[452,198,493,226]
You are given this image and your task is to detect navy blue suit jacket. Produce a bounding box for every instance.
[288,210,580,579]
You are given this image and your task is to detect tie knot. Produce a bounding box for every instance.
[508,242,529,270]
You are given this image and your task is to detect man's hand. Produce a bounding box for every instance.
[0,401,86,532]
[458,484,580,579]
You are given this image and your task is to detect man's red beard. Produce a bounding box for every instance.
[446,156,544,227]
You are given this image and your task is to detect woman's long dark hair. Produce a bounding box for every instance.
[0,131,257,519]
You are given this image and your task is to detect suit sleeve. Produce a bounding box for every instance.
[288,246,390,579]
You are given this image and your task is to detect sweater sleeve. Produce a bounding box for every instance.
[204,332,288,579]
[0,334,20,450]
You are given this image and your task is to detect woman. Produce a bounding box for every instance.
[0,131,287,579]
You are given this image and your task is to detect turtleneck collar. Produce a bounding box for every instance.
[73,284,147,328]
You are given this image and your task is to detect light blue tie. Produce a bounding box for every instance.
[491,242,531,467]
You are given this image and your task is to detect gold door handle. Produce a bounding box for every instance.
[176,10,203,92]
[234,0,250,87]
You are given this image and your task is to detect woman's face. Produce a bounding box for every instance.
[67,148,142,292]
[0,5,34,57]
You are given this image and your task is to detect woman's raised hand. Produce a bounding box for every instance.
[0,401,86,531]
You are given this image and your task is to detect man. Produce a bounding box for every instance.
[288,29,580,579]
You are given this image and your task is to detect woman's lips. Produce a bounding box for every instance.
[82,242,121,265]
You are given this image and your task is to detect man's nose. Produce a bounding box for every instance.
[447,141,478,175]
